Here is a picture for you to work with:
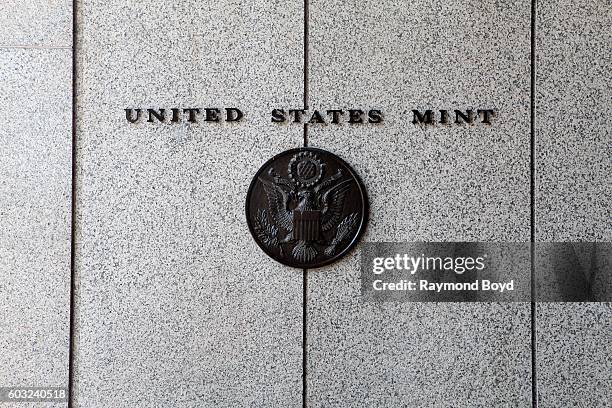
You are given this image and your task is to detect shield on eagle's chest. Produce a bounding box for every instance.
[293,210,321,241]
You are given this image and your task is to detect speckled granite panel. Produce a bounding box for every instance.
[535,1,611,406]
[535,304,611,407]
[535,0,610,242]
[74,1,303,407]
[0,1,71,47]
[307,0,532,406]
[0,49,71,407]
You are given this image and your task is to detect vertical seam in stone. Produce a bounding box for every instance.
[530,0,538,406]
[68,0,77,406]
[303,0,309,147]
[302,1,309,407]
[303,0,309,115]
[302,268,308,408]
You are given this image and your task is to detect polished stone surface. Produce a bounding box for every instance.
[307,0,532,406]
[0,1,71,47]
[535,1,611,406]
[0,0,609,406]
[73,1,304,406]
[308,255,532,407]
[535,0,611,242]
[0,49,71,406]
[536,304,611,408]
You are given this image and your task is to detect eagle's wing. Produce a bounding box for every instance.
[320,179,352,231]
[259,178,293,231]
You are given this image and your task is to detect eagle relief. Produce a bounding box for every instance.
[246,148,368,268]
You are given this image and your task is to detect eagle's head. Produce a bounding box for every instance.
[296,190,316,211]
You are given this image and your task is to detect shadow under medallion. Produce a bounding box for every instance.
[246,147,368,269]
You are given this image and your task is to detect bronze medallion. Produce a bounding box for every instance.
[246,147,368,268]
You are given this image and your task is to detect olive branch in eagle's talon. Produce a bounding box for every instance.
[253,209,280,252]
[325,212,359,256]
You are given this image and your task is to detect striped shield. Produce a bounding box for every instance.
[293,210,321,241]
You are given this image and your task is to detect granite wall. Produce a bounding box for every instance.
[0,1,72,407]
[0,0,609,407]
[535,1,610,406]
